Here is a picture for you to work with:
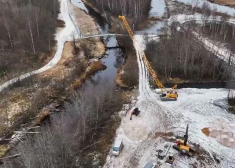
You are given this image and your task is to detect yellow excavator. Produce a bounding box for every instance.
[173,124,195,156]
[118,16,178,101]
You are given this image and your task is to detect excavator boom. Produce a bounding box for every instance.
[118,16,165,92]
[119,15,178,100]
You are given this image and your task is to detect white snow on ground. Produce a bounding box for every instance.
[104,33,235,167]
[168,14,235,65]
[71,0,88,13]
[193,32,235,64]
[174,0,235,16]
[168,13,235,25]
[0,0,78,92]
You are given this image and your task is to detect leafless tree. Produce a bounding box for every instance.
[145,22,230,82]
[90,0,151,24]
[4,81,123,168]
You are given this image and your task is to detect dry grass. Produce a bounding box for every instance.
[149,16,162,21]
[170,77,189,84]
[32,110,50,126]
[119,52,139,87]
[40,42,78,80]
[0,41,86,137]
[78,39,105,59]
[97,117,121,166]
[0,145,9,158]
[70,1,105,58]
[57,19,65,28]
[115,67,129,88]
[70,1,99,35]
[202,128,210,137]
[72,60,106,90]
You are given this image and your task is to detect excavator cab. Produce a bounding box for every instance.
[160,92,178,101]
[160,85,178,101]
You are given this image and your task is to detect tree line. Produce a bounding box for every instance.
[87,0,151,23]
[0,0,59,77]
[145,22,231,83]
[4,81,123,168]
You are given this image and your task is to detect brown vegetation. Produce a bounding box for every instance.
[202,128,210,136]
[0,42,86,138]
[209,0,235,7]
[145,22,230,83]
[0,0,59,82]
[72,60,107,90]
[120,54,139,87]
[0,145,9,158]
[4,81,123,168]
[78,39,105,59]
[70,2,105,58]
[114,35,139,88]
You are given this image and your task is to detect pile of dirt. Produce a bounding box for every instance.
[202,128,210,137]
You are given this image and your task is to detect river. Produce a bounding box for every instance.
[71,0,125,84]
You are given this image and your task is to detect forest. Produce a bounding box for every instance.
[145,22,231,83]
[0,0,59,78]
[87,0,151,23]
[3,81,123,168]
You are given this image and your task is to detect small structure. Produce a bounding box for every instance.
[166,155,174,164]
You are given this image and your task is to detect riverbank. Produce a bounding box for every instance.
[70,2,105,58]
[0,0,120,161]
[209,0,235,7]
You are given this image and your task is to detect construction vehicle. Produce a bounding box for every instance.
[130,107,140,120]
[118,16,178,101]
[173,124,195,156]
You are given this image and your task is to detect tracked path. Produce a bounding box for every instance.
[104,14,235,168]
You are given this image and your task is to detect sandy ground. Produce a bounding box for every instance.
[210,0,235,6]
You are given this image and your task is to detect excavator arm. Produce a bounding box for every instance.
[118,16,166,93]
[119,16,178,100]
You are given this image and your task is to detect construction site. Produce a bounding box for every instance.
[103,2,235,168]
[0,0,235,167]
